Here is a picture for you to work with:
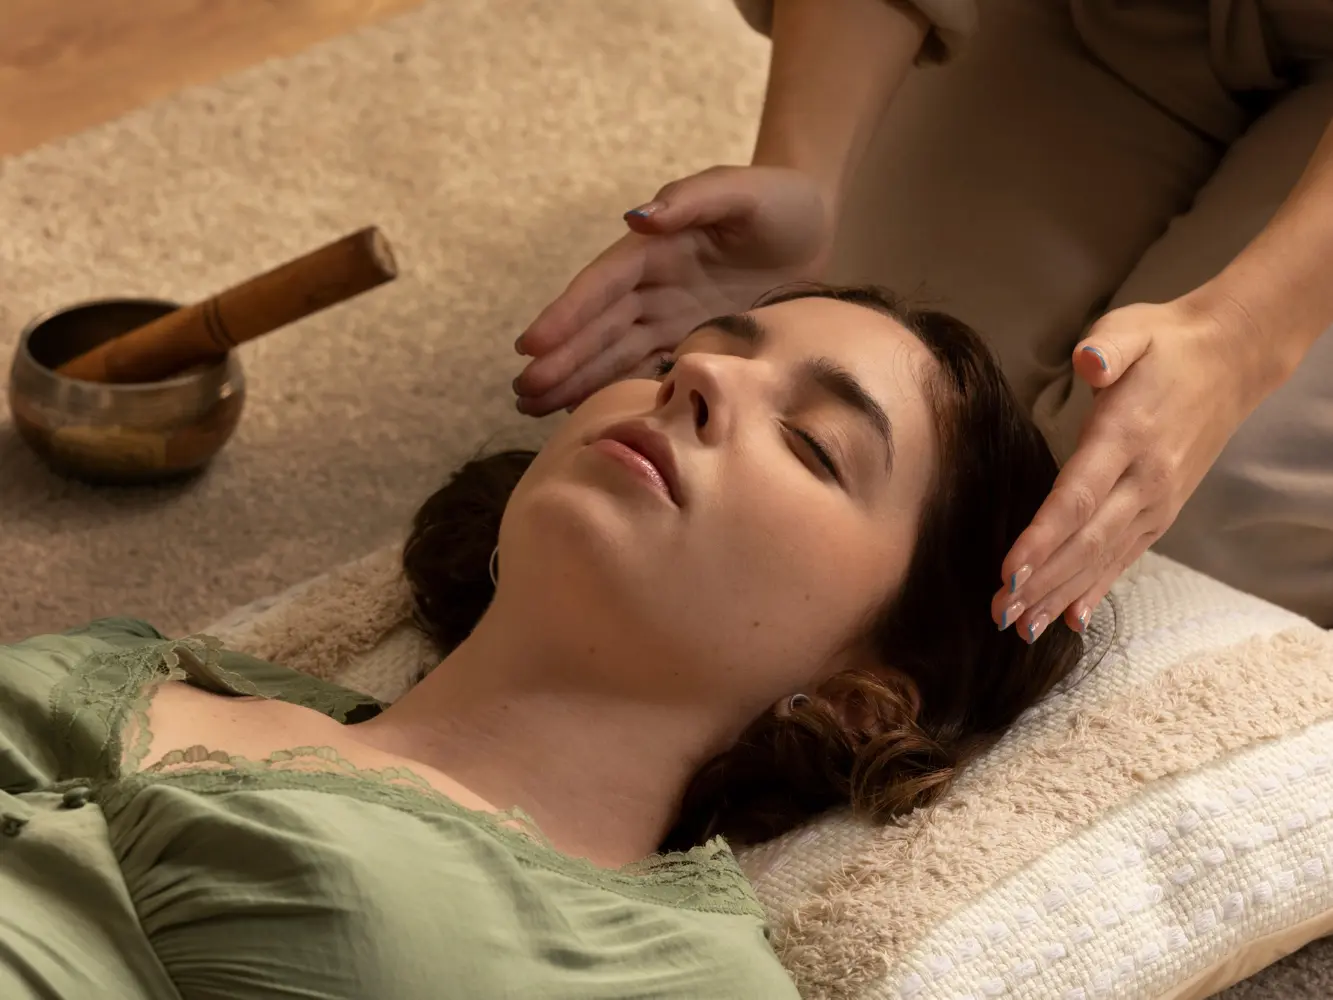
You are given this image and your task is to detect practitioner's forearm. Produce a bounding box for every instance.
[751,0,929,212]
[1184,114,1333,387]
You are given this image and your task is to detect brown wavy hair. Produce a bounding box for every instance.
[403,284,1085,852]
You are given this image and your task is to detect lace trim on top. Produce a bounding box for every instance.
[50,634,210,779]
[52,634,764,918]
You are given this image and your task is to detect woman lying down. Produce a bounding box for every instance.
[0,285,1084,999]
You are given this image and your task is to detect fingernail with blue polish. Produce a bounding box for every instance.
[1077,608,1090,632]
[1082,345,1109,372]
[999,600,1023,631]
[1010,565,1032,594]
[1025,613,1050,644]
[624,201,663,220]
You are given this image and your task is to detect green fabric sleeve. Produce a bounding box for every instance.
[0,618,166,793]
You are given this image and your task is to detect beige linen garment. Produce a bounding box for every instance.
[734,0,1333,625]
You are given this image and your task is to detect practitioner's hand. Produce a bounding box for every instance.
[512,165,833,416]
[992,295,1290,641]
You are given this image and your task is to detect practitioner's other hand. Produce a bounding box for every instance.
[513,165,833,416]
[992,295,1291,641]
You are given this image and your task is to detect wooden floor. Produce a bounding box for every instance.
[0,0,422,158]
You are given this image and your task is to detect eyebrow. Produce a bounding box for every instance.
[689,313,896,470]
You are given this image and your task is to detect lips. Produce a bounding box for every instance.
[595,422,684,506]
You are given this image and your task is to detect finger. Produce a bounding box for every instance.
[1062,532,1156,633]
[622,166,757,235]
[1074,316,1153,391]
[514,292,643,400]
[522,280,711,413]
[516,322,661,416]
[993,476,1143,630]
[999,423,1135,599]
[517,236,648,357]
[1008,505,1156,642]
[1003,483,1144,627]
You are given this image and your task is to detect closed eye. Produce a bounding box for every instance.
[787,425,841,484]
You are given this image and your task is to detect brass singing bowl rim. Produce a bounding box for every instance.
[15,295,233,391]
[9,297,247,485]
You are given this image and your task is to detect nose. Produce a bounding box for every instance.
[654,352,752,445]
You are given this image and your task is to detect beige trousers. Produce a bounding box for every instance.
[831,0,1333,625]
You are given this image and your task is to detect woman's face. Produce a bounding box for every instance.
[500,296,941,730]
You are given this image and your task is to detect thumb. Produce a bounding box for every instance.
[622,167,755,235]
[1074,314,1153,389]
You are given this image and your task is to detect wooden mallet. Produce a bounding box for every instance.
[58,226,398,384]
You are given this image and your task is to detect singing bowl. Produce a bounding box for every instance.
[7,298,246,485]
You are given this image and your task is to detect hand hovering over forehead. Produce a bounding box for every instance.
[512,165,834,417]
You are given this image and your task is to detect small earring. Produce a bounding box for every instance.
[488,546,499,588]
[786,693,811,714]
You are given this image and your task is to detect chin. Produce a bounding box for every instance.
[502,473,656,602]
[499,445,699,652]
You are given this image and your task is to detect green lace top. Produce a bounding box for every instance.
[0,617,798,1000]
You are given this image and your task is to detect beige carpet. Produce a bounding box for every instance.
[0,0,1327,994]
[0,0,766,639]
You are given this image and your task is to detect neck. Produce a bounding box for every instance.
[351,603,718,868]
